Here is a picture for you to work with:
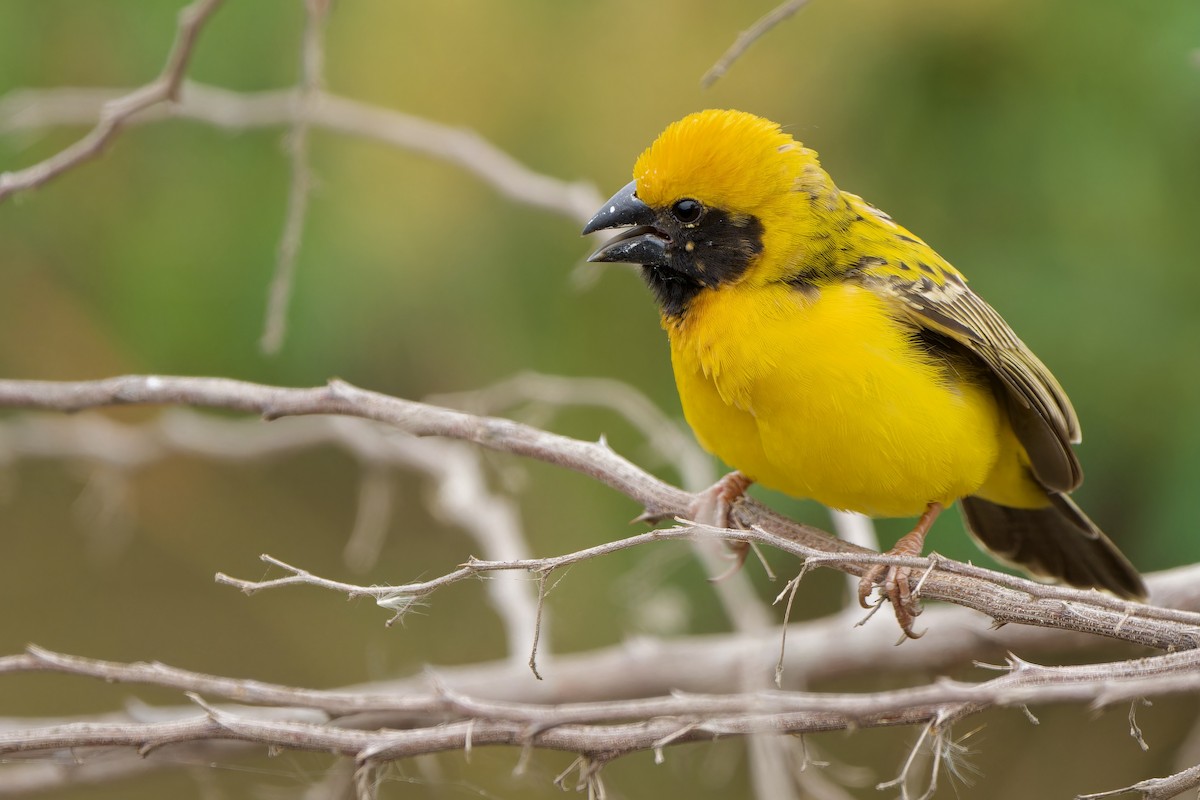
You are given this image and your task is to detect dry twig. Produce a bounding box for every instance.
[0,0,225,202]
[1078,761,1200,799]
[701,0,813,87]
[6,645,1200,766]
[259,0,330,355]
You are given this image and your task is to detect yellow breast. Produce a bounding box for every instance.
[668,281,1003,517]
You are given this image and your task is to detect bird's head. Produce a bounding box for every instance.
[583,109,841,318]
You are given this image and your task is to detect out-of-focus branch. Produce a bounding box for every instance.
[259,0,330,355]
[1,374,1198,652]
[0,410,542,665]
[6,644,1200,774]
[0,81,603,224]
[0,0,224,203]
[0,740,283,798]
[701,0,812,88]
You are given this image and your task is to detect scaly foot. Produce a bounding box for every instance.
[688,471,754,581]
[858,501,944,639]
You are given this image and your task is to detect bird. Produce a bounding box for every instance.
[581,109,1144,637]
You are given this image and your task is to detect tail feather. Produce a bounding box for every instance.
[960,494,1145,600]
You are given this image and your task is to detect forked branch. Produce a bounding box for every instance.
[0,0,225,202]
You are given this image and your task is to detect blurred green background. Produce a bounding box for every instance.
[2,1,1199,797]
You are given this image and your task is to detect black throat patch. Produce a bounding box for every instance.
[644,209,764,319]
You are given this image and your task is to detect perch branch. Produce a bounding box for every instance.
[429,371,776,634]
[1,374,1198,651]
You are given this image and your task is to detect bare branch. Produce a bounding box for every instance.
[215,530,699,612]
[0,81,603,224]
[8,644,1200,768]
[701,0,812,88]
[1079,762,1200,800]
[430,371,715,492]
[10,613,1200,729]
[259,0,330,355]
[1,373,1198,651]
[0,0,224,203]
[432,371,776,636]
[0,740,273,797]
[342,466,393,571]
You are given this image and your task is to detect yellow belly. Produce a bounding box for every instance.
[669,282,1004,517]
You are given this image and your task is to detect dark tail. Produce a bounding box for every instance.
[960,494,1146,600]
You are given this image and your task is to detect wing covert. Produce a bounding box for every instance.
[856,263,1083,492]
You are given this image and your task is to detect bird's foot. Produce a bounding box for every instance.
[687,471,754,581]
[857,502,943,640]
[690,470,753,529]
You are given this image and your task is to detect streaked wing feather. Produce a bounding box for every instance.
[860,268,1083,492]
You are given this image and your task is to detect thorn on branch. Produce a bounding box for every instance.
[631,508,669,525]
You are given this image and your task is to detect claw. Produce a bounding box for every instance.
[707,541,750,583]
[856,502,943,640]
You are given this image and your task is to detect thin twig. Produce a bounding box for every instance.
[529,571,550,680]
[701,0,812,88]
[0,0,224,202]
[259,0,329,355]
[774,571,806,687]
[1079,761,1200,799]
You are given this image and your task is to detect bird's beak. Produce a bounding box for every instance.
[581,180,669,268]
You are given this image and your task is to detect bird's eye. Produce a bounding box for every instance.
[671,198,703,224]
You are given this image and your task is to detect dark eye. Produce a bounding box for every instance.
[671,198,703,224]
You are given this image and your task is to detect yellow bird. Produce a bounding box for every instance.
[582,109,1144,634]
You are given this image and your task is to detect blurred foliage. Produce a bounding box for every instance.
[1,1,1198,798]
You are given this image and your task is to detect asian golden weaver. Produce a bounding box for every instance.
[582,110,1144,633]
